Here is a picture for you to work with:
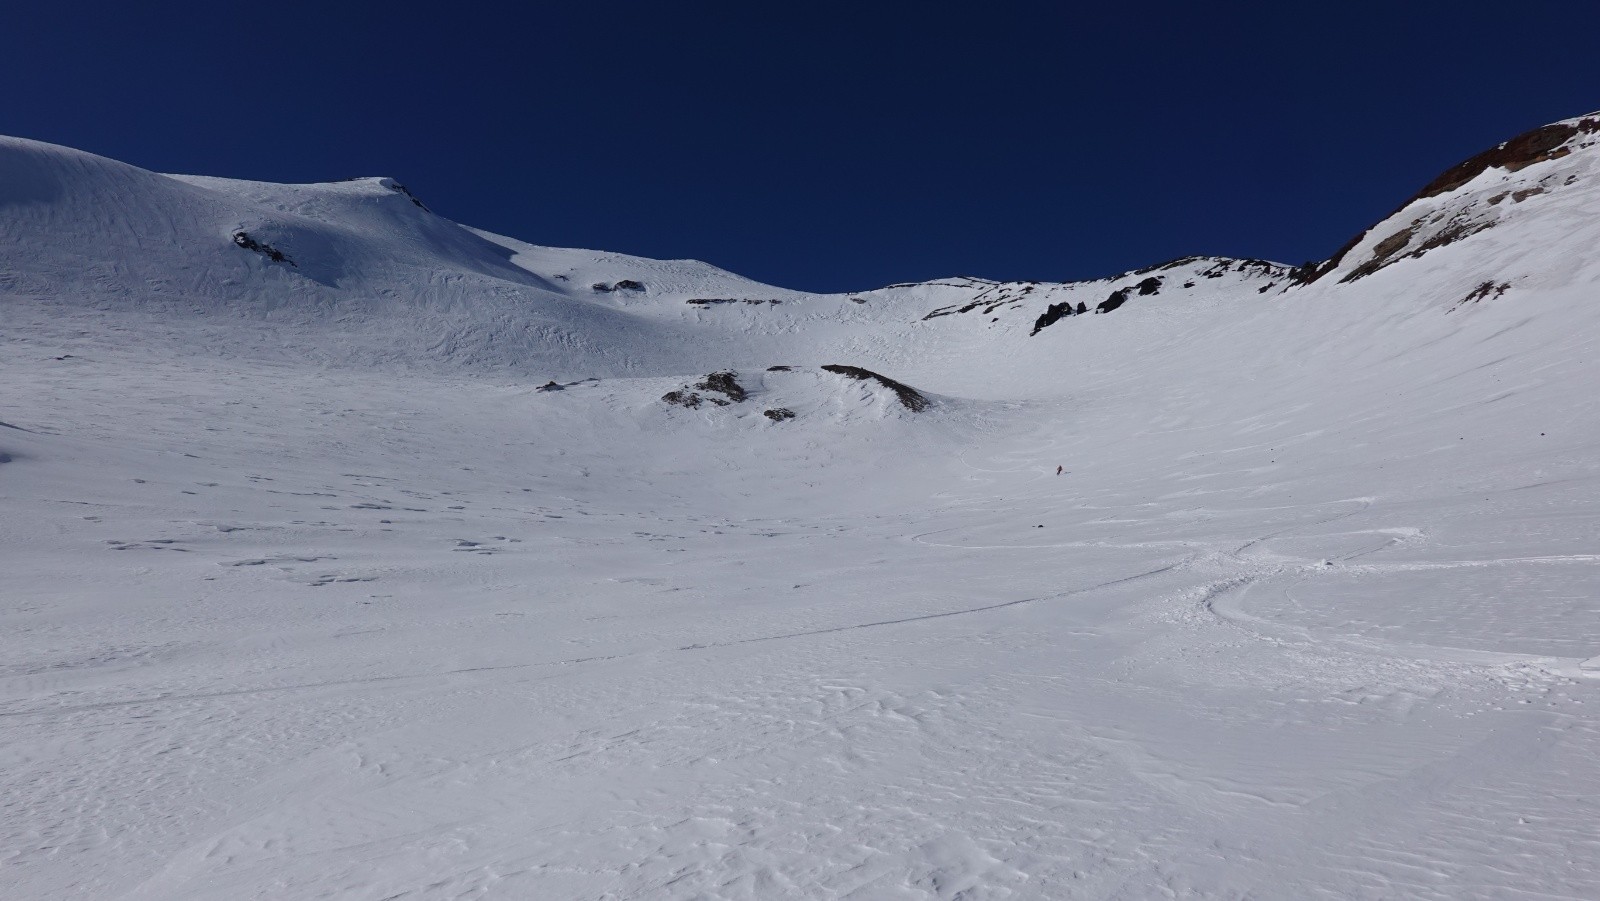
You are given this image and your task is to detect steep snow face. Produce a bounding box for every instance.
[6,117,1600,899]
[1297,112,1600,298]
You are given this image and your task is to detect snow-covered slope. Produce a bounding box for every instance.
[5,113,1600,899]
[0,134,1295,385]
[1299,113,1600,293]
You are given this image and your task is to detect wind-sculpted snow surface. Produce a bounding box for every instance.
[4,114,1600,899]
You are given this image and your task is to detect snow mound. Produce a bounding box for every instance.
[653,366,937,424]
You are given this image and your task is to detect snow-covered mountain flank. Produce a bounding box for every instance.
[4,113,1600,899]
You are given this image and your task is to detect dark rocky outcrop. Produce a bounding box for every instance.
[386,181,430,211]
[593,280,645,293]
[1456,280,1510,307]
[766,365,792,371]
[820,365,929,412]
[232,232,295,266]
[763,408,796,422]
[1128,256,1285,280]
[662,389,702,408]
[686,297,783,306]
[1413,220,1496,256]
[1417,117,1599,200]
[1340,225,1418,282]
[695,371,747,403]
[1030,301,1078,336]
[662,371,749,410]
[1033,280,1149,334]
[538,378,598,392]
[925,281,1038,319]
[1096,286,1132,314]
[1339,216,1497,283]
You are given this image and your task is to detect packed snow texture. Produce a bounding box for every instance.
[4,114,1600,898]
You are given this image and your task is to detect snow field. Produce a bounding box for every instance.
[5,119,1600,897]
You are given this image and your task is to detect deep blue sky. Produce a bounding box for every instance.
[7,2,1598,292]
